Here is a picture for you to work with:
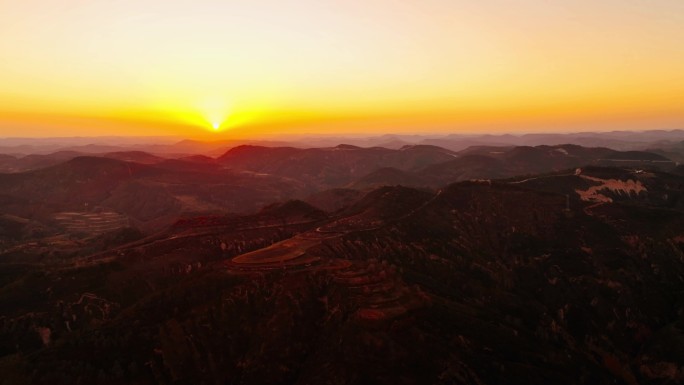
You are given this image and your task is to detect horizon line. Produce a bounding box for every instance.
[2,127,684,142]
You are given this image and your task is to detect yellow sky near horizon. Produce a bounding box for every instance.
[1,0,683,138]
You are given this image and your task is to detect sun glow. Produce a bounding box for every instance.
[198,97,230,133]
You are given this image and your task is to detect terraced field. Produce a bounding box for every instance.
[332,260,427,327]
[227,222,428,328]
[53,211,129,235]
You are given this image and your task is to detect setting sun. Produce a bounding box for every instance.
[197,97,231,133]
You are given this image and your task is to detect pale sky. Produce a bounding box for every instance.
[1,0,683,138]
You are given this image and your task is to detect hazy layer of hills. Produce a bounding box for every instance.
[0,142,676,234]
[1,132,684,384]
[4,129,684,157]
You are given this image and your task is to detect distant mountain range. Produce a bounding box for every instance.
[0,143,676,233]
[3,129,684,156]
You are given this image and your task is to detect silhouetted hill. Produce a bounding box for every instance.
[0,156,156,202]
[304,188,364,212]
[421,154,507,184]
[0,150,166,173]
[0,151,84,172]
[348,167,426,189]
[153,158,224,172]
[419,145,675,187]
[178,154,217,163]
[217,144,457,188]
[214,144,676,191]
[218,145,301,169]
[0,156,309,230]
[258,200,327,221]
[102,151,166,164]
[416,129,684,151]
[602,150,669,161]
[317,185,434,232]
[0,154,16,169]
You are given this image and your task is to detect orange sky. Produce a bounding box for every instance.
[1,0,683,138]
